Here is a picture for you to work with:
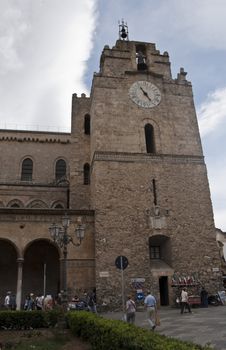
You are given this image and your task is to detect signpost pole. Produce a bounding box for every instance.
[115,255,128,321]
[120,256,125,319]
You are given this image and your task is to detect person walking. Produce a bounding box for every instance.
[126,295,136,324]
[36,294,44,310]
[200,287,208,308]
[87,288,97,313]
[4,291,11,310]
[144,290,157,330]
[180,288,191,314]
[44,295,53,310]
[9,294,16,310]
[27,293,35,311]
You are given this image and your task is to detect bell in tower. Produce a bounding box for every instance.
[118,19,129,40]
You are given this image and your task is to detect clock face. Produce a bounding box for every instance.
[129,81,161,108]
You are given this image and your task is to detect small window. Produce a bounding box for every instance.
[84,114,90,135]
[150,246,161,259]
[145,124,155,153]
[84,163,90,185]
[55,159,66,181]
[21,158,33,181]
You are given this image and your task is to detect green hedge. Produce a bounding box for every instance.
[0,309,63,329]
[67,311,212,350]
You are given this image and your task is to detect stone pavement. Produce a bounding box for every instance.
[101,305,226,350]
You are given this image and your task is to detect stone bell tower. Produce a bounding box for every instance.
[88,22,222,306]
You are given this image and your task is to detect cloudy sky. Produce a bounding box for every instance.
[1,0,226,230]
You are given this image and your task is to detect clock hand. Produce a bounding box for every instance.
[140,87,152,101]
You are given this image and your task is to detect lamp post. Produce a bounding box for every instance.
[48,215,85,307]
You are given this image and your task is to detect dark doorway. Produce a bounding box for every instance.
[0,240,17,303]
[159,276,169,306]
[23,240,60,304]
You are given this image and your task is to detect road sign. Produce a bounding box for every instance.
[136,291,144,301]
[115,255,128,270]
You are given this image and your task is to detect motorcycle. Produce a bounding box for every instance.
[208,294,222,306]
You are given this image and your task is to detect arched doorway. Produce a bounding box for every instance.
[0,239,18,305]
[23,240,60,303]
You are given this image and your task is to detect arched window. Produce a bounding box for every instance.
[55,203,64,209]
[84,114,90,135]
[136,44,147,71]
[55,159,66,181]
[145,124,155,153]
[83,163,90,185]
[21,158,33,181]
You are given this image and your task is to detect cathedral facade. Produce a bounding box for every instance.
[0,31,222,309]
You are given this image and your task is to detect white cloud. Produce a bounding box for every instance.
[214,208,226,231]
[197,87,226,137]
[0,2,28,74]
[0,0,98,130]
[158,0,226,50]
[207,162,226,230]
[198,87,226,231]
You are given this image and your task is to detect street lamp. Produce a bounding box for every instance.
[48,215,85,306]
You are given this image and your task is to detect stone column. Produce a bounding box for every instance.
[16,258,24,310]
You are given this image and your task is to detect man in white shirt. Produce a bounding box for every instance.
[144,291,157,330]
[4,291,11,309]
[180,288,191,314]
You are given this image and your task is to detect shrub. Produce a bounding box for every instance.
[0,309,62,330]
[67,311,212,350]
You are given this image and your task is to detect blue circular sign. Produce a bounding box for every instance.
[115,255,128,270]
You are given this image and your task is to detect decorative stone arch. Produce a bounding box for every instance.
[22,239,60,303]
[26,199,49,208]
[140,118,162,153]
[0,238,20,303]
[7,199,24,208]
[51,201,65,209]
[0,201,4,207]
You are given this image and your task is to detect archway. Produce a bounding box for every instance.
[0,239,18,306]
[23,240,60,303]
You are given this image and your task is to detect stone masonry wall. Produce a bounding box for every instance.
[92,156,221,307]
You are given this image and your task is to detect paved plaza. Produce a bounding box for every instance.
[102,305,226,350]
